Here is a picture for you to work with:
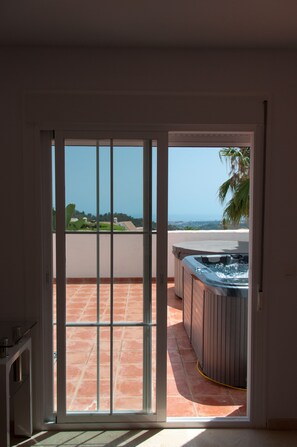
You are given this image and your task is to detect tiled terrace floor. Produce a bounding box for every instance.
[54,281,246,418]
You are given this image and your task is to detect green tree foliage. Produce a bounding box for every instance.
[52,204,125,231]
[218,147,250,228]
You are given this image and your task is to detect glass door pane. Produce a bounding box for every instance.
[54,135,164,422]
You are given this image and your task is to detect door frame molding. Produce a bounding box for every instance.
[23,92,267,428]
[48,130,169,423]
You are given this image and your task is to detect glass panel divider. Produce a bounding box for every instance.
[55,132,67,419]
[110,138,114,414]
[96,140,100,411]
[143,140,153,412]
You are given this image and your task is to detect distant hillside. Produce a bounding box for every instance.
[71,209,248,231]
[168,220,249,230]
[73,210,157,230]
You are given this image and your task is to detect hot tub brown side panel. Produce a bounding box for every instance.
[183,267,193,340]
[202,289,247,388]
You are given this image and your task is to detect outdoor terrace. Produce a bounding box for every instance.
[54,279,247,418]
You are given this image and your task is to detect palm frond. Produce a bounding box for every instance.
[218,147,250,225]
[218,178,233,203]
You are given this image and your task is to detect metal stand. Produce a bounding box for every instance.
[0,335,32,447]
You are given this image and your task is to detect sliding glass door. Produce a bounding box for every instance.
[53,132,167,422]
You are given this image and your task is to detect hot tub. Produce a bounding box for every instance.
[172,240,248,298]
[182,253,248,388]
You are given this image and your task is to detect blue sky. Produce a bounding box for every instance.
[53,145,230,221]
[168,147,229,220]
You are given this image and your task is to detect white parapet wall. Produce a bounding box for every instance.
[53,230,249,279]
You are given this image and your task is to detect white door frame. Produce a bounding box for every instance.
[36,119,266,429]
[51,130,168,423]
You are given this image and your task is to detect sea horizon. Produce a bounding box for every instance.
[167,214,222,222]
[72,208,223,223]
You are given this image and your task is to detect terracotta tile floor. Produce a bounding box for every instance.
[53,281,246,417]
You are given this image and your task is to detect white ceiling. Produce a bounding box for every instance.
[1,0,297,49]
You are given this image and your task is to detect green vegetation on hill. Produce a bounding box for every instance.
[73,210,157,230]
[52,205,157,231]
[53,205,125,231]
[53,205,248,233]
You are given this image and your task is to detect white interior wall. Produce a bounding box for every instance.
[1,48,297,426]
